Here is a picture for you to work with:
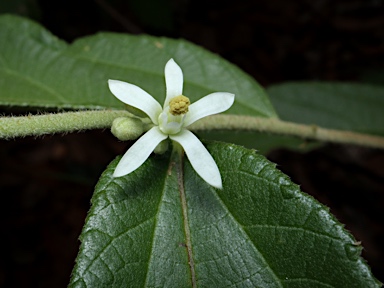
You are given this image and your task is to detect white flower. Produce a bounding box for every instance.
[108,59,235,189]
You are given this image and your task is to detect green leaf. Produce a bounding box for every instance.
[70,142,380,287]
[267,82,384,136]
[0,14,276,118]
[197,130,322,154]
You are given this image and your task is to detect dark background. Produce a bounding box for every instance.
[0,0,383,287]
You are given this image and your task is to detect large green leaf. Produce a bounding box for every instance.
[70,142,379,287]
[0,14,276,117]
[198,130,322,154]
[267,82,384,136]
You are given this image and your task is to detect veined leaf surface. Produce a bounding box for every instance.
[70,142,380,287]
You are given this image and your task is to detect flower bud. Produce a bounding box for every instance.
[153,139,169,154]
[111,117,144,141]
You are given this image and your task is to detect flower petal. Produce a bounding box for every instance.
[170,130,222,189]
[184,92,235,127]
[108,79,162,124]
[164,59,183,108]
[113,127,167,177]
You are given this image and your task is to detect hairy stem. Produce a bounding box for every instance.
[0,110,131,139]
[188,115,384,149]
[1,110,384,149]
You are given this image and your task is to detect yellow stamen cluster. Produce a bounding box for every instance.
[169,95,190,115]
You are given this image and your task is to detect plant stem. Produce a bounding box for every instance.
[189,115,384,149]
[1,110,384,149]
[0,110,130,139]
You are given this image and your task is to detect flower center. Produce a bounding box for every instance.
[169,95,190,116]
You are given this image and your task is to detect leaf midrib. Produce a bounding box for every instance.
[177,150,197,288]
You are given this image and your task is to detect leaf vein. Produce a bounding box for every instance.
[244,224,345,242]
[68,53,265,115]
[143,167,170,287]
[0,67,68,103]
[284,277,335,288]
[82,217,154,275]
[209,187,284,288]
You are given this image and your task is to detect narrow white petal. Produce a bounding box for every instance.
[170,130,222,189]
[184,92,235,127]
[113,127,167,177]
[164,59,183,108]
[108,79,162,124]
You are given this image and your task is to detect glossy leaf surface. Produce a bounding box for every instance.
[70,142,380,287]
